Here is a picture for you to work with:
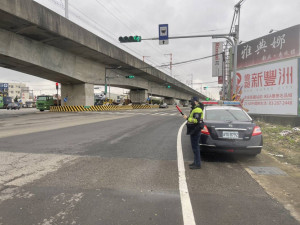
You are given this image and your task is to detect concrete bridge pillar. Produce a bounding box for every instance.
[164,97,175,105]
[61,83,94,106]
[130,89,148,104]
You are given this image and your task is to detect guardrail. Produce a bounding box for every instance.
[50,105,159,112]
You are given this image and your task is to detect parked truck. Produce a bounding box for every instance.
[0,96,3,109]
[36,95,54,111]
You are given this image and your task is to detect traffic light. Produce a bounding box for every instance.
[206,97,210,101]
[166,85,171,88]
[119,36,142,43]
[203,86,208,90]
[56,82,59,90]
[125,75,135,79]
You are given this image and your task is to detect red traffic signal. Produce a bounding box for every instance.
[56,82,59,90]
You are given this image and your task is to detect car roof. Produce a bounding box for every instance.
[204,106,243,110]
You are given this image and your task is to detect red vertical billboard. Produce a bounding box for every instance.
[212,42,223,77]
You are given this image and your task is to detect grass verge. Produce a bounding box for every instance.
[256,120,300,168]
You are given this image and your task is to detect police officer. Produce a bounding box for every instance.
[183,96,204,169]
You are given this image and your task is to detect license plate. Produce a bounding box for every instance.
[223,131,239,139]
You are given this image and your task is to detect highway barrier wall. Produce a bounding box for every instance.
[50,105,159,112]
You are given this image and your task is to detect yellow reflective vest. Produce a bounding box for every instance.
[188,105,203,124]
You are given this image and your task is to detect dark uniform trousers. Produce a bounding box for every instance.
[190,131,201,167]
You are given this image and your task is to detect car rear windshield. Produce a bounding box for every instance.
[205,109,251,122]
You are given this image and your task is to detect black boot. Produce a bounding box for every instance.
[189,165,201,169]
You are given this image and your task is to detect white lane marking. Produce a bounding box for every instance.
[177,121,196,225]
[159,113,168,116]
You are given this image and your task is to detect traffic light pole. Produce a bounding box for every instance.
[56,83,59,106]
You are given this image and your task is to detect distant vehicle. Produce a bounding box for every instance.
[6,102,20,110]
[36,95,54,111]
[159,103,168,108]
[25,101,35,108]
[3,96,13,108]
[0,96,3,109]
[199,101,262,156]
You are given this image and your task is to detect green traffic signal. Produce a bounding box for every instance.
[125,75,135,79]
[119,36,142,43]
[166,85,171,88]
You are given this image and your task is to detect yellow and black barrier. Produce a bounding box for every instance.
[50,104,159,112]
[132,105,159,109]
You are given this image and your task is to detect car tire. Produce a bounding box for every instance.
[40,109,44,112]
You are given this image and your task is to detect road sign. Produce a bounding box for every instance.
[159,24,169,45]
[64,97,68,102]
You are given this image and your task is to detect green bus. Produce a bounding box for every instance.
[36,95,54,111]
[0,96,3,109]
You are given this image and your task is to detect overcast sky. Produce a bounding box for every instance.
[1,0,299,98]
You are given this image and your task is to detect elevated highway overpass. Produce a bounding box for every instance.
[0,0,205,105]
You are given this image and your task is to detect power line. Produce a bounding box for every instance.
[93,0,172,74]
[122,52,222,71]
[193,81,218,84]
[160,53,222,67]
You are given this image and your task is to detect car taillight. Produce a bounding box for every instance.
[201,125,210,135]
[252,126,262,136]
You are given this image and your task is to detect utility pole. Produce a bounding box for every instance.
[65,0,69,19]
[164,53,172,78]
[222,52,226,100]
[188,74,194,89]
[105,66,122,96]
[232,0,243,96]
[143,56,150,62]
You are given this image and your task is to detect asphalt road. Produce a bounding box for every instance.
[0,108,299,225]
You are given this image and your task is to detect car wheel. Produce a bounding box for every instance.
[40,109,44,112]
[7,108,9,110]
